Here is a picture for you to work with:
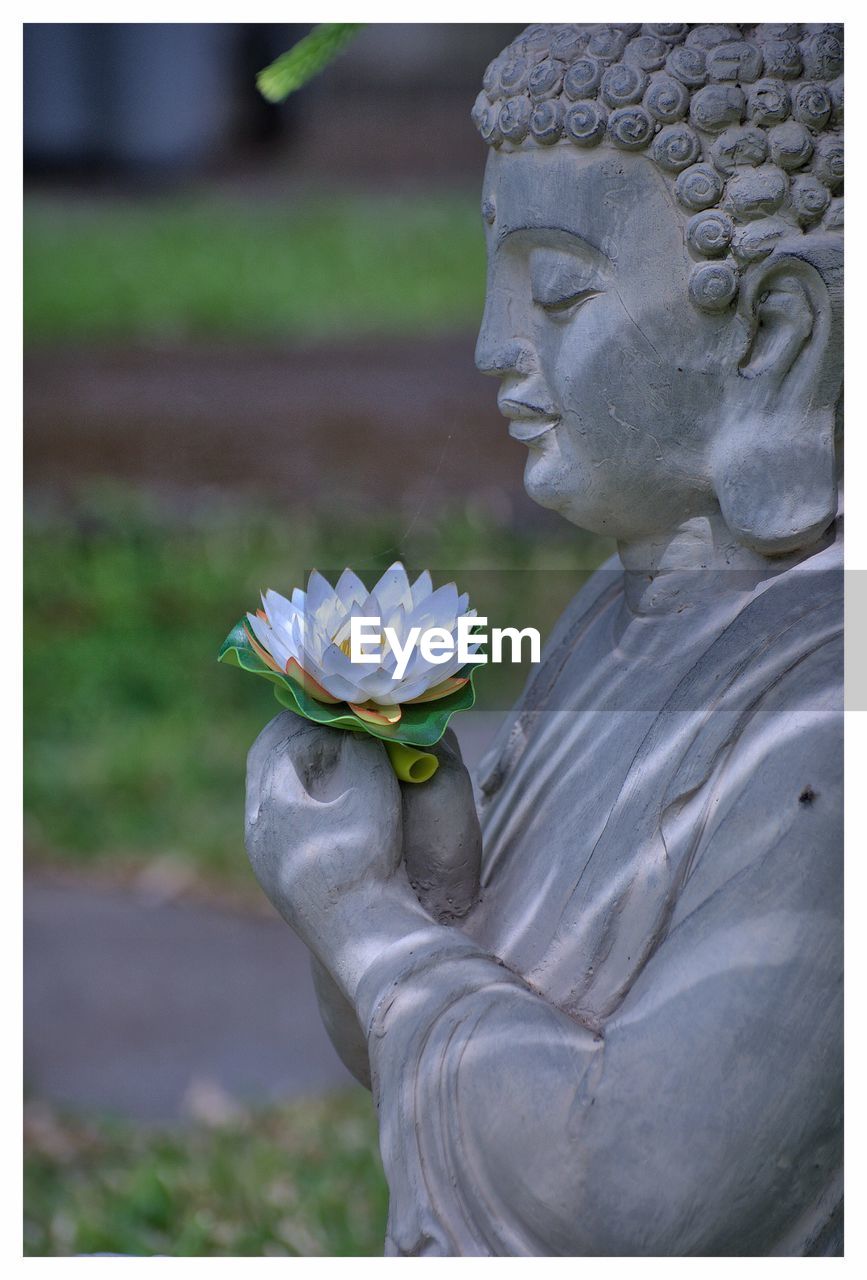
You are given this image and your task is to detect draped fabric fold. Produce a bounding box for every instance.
[353,542,843,1255]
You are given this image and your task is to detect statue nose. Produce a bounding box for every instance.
[474,332,534,379]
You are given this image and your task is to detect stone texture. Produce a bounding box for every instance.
[243,23,843,1257]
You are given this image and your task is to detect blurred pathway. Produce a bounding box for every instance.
[24,713,503,1123]
[24,337,526,515]
[24,876,354,1123]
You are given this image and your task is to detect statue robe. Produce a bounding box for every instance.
[352,537,842,1256]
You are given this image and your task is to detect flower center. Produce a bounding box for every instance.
[337,630,381,660]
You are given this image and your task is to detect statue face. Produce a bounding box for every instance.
[476,145,729,541]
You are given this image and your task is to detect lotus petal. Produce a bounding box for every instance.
[355,668,405,704]
[263,587,301,627]
[410,569,433,607]
[335,567,369,609]
[247,613,292,669]
[243,623,284,673]
[371,562,413,617]
[404,676,468,704]
[285,656,343,704]
[349,701,402,727]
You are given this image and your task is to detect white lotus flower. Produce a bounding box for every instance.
[244,562,478,727]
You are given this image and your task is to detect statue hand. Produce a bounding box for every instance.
[245,713,403,952]
[306,731,482,1091]
[245,713,480,1010]
[402,728,482,922]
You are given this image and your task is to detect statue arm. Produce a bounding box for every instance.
[244,658,840,1254]
[310,955,372,1088]
[356,663,842,1256]
[364,853,839,1255]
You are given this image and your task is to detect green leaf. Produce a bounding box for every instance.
[256,23,366,104]
[218,618,479,748]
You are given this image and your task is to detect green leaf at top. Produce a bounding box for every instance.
[218,618,479,748]
[256,24,365,104]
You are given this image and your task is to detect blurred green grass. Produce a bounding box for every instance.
[25,486,608,884]
[27,483,609,885]
[22,187,609,1258]
[24,1089,387,1256]
[24,193,485,345]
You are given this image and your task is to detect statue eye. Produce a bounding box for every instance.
[536,288,600,317]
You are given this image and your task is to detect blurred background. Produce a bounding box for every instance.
[23,22,611,1256]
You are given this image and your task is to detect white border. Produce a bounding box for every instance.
[9,5,863,1273]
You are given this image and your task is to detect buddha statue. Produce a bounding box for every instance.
[244,23,843,1256]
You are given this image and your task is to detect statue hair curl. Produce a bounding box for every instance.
[473,23,843,312]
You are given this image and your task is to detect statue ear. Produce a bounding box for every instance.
[712,244,841,556]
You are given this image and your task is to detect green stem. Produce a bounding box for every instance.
[384,739,439,784]
[257,23,366,104]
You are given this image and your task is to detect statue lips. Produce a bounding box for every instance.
[499,395,560,445]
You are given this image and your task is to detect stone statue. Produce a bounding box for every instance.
[245,23,843,1255]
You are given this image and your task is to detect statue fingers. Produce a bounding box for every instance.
[402,729,482,922]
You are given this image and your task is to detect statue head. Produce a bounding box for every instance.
[473,23,843,556]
